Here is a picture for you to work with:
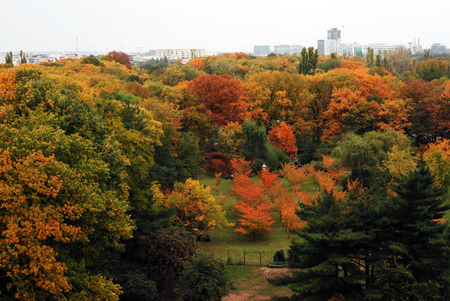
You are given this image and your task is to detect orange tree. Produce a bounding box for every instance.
[0,68,133,300]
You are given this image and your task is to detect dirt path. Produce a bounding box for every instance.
[223,267,293,301]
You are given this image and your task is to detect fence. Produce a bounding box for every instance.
[208,249,276,266]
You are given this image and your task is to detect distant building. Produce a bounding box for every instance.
[254,45,271,56]
[362,44,407,56]
[409,38,423,55]
[289,45,303,54]
[318,27,341,55]
[156,48,206,63]
[274,45,291,55]
[318,40,325,55]
[327,28,341,45]
[318,39,337,56]
[338,43,358,56]
[430,43,447,54]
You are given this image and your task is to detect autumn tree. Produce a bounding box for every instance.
[154,178,231,234]
[106,50,131,69]
[0,70,134,299]
[186,74,251,126]
[230,159,275,241]
[423,139,450,187]
[268,122,298,159]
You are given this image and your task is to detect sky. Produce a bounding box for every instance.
[2,0,450,54]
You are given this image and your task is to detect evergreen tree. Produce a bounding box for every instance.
[5,51,13,64]
[374,166,450,299]
[19,50,27,64]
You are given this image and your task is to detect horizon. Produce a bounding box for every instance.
[1,0,449,54]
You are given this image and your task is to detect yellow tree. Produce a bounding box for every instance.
[155,178,232,234]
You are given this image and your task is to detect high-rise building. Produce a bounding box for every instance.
[318,27,341,55]
[327,28,341,45]
[254,45,271,56]
[318,39,337,56]
[431,43,447,54]
[274,45,291,55]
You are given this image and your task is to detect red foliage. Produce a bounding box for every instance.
[106,51,131,69]
[268,122,298,159]
[187,74,251,126]
[202,151,232,175]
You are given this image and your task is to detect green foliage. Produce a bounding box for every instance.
[177,251,231,301]
[5,51,13,64]
[317,58,341,72]
[82,54,104,67]
[137,228,195,294]
[298,47,319,75]
[332,129,411,187]
[415,59,450,81]
[177,132,203,177]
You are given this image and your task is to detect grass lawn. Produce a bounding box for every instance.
[197,174,318,265]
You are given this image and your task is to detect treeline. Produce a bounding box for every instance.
[0,50,448,300]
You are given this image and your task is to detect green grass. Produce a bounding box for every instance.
[198,174,309,265]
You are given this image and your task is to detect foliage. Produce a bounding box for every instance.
[268,122,298,159]
[176,251,231,301]
[106,51,131,69]
[423,139,450,187]
[156,178,232,233]
[135,227,195,295]
[82,54,104,67]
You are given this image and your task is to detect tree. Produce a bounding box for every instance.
[423,139,450,187]
[177,132,203,177]
[272,167,450,300]
[230,159,275,241]
[154,178,231,234]
[375,166,450,299]
[5,51,13,64]
[106,51,131,69]
[19,50,27,64]
[176,251,230,301]
[298,47,319,75]
[135,227,195,297]
[268,122,298,159]
[186,74,250,126]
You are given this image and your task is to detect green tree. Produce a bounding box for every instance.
[177,251,231,301]
[177,132,203,177]
[19,50,27,64]
[366,47,374,67]
[5,51,13,64]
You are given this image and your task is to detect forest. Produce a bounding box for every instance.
[0,49,449,300]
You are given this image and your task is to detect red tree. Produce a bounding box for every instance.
[186,74,250,126]
[106,51,131,69]
[268,122,298,159]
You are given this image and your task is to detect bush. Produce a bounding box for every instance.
[273,250,286,263]
[177,251,230,301]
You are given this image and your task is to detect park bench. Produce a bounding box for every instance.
[268,261,284,268]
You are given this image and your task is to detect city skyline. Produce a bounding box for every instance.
[2,0,449,53]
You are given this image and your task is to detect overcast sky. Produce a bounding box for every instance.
[2,0,449,53]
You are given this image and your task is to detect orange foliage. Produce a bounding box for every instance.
[321,155,335,169]
[268,122,298,159]
[340,60,366,70]
[187,74,252,126]
[258,169,280,189]
[281,163,310,190]
[281,203,306,237]
[0,69,17,101]
[231,160,275,240]
[187,57,206,70]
